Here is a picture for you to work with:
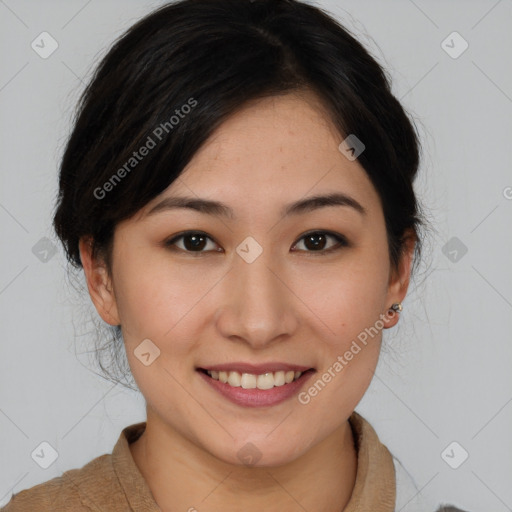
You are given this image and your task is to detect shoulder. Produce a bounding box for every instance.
[1,452,123,512]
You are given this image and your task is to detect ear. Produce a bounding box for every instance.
[383,229,416,329]
[79,236,120,326]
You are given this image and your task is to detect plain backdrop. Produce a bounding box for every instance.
[1,1,511,510]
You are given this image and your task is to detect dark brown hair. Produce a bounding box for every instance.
[53,0,424,388]
[53,0,422,274]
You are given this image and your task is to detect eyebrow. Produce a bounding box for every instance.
[146,192,366,219]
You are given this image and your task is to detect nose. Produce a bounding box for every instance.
[214,247,299,349]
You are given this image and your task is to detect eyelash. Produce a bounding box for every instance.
[164,230,349,256]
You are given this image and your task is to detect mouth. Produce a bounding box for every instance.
[197,366,316,407]
[195,362,316,407]
[197,367,314,390]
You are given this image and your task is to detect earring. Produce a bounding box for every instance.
[390,302,403,313]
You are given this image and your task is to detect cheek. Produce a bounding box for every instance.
[296,270,386,427]
[111,254,201,410]
[301,243,390,399]
[306,247,390,344]
[111,248,200,342]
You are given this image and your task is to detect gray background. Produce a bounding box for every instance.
[1,0,511,510]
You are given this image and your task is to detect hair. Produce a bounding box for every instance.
[53,0,424,388]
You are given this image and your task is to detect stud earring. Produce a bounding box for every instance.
[390,302,403,313]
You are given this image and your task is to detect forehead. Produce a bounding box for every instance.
[141,92,383,221]
[186,92,342,180]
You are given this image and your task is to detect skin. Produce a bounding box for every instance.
[80,91,414,512]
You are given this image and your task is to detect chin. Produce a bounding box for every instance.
[205,433,312,469]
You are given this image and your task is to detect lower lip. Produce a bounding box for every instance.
[197,369,315,408]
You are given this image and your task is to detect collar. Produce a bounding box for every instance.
[111,411,395,511]
[344,411,396,511]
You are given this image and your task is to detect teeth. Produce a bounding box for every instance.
[205,369,304,389]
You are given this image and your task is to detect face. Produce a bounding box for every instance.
[81,92,412,467]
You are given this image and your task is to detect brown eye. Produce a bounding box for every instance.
[164,230,348,256]
[165,231,221,253]
[292,231,348,254]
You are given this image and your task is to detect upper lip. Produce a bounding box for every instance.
[198,362,314,375]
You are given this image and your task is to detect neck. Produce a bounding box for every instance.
[130,407,358,512]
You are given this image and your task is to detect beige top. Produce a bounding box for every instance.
[1,411,396,511]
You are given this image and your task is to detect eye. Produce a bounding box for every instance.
[291,231,348,254]
[164,230,348,255]
[164,231,221,254]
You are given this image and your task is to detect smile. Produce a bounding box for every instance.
[204,369,303,390]
[197,366,316,408]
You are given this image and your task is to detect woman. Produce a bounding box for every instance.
[1,0,468,510]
